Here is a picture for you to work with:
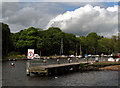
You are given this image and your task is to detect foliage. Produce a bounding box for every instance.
[97,38,112,54]
[1,22,13,58]
[86,32,100,54]
[2,22,120,58]
[7,51,26,59]
[92,62,120,65]
[110,36,119,55]
[9,26,79,56]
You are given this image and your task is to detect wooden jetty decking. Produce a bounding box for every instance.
[26,61,89,76]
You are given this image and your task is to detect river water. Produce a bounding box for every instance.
[2,59,119,86]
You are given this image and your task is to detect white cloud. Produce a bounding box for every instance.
[1,0,118,2]
[2,2,65,32]
[0,2,2,19]
[2,2,118,37]
[2,0,20,2]
[46,4,118,37]
[2,2,19,18]
[11,0,119,2]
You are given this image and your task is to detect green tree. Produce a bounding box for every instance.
[4,22,118,57]
[42,27,63,55]
[2,22,12,57]
[63,33,77,55]
[12,27,40,54]
[97,38,112,54]
[86,32,100,54]
[110,35,119,55]
[78,36,87,55]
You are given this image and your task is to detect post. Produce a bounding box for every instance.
[60,38,63,55]
[55,68,58,76]
[40,50,41,58]
[76,53,78,62]
[101,53,104,62]
[57,59,60,64]
[73,66,76,71]
[43,59,46,65]
[68,58,70,63]
[80,44,82,55]
[46,69,49,76]
[85,54,88,63]
[61,67,64,74]
[26,61,30,76]
[68,66,70,72]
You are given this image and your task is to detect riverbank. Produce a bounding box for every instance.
[99,65,120,71]
[80,61,120,71]
[2,57,120,71]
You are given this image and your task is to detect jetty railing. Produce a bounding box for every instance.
[26,58,95,76]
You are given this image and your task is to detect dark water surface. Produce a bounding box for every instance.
[2,60,119,86]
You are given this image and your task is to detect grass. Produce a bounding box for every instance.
[92,61,120,66]
[5,51,26,60]
[79,61,120,71]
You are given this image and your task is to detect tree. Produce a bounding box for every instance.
[78,36,87,55]
[97,38,112,54]
[3,22,118,57]
[85,32,99,54]
[63,33,78,55]
[110,35,119,55]
[2,22,12,57]
[12,27,40,54]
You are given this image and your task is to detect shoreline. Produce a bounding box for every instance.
[80,61,120,71]
[99,65,120,71]
[2,58,120,71]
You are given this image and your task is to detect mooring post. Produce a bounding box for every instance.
[61,67,64,74]
[68,58,70,63]
[46,69,49,76]
[26,61,30,76]
[55,68,58,76]
[77,65,79,71]
[57,59,60,64]
[73,66,76,71]
[75,53,78,62]
[43,59,46,65]
[101,53,103,62]
[68,66,70,72]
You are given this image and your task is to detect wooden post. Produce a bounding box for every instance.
[75,53,78,62]
[76,65,79,71]
[101,53,104,62]
[55,68,58,76]
[61,67,64,74]
[46,69,49,76]
[73,66,75,71]
[26,61,30,76]
[57,59,60,64]
[68,58,70,63]
[43,59,46,65]
[68,66,70,73]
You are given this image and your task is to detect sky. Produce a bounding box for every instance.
[1,1,119,38]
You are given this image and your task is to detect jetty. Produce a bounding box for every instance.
[26,61,89,76]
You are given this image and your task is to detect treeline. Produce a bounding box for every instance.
[2,22,120,58]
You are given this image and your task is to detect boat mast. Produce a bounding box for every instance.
[76,44,77,56]
[60,38,63,55]
[80,44,82,55]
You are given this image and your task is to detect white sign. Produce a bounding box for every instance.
[27,49,34,59]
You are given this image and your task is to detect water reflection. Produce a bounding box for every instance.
[2,60,118,86]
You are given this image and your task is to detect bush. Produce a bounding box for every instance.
[7,51,26,59]
[17,55,23,59]
[8,51,20,56]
